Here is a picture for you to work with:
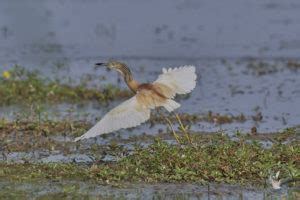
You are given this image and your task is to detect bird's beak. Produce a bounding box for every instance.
[94,63,107,70]
[95,63,106,67]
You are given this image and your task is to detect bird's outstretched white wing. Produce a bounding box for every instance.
[75,65,196,141]
[154,65,197,96]
[74,96,150,141]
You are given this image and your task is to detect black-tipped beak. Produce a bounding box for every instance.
[95,63,106,66]
[94,63,107,70]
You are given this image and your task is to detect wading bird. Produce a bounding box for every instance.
[74,61,197,141]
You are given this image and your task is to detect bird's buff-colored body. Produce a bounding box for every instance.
[74,61,197,141]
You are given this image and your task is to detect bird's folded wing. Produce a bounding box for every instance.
[74,96,150,141]
[154,65,197,97]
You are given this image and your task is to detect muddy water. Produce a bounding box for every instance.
[0,0,300,198]
[0,181,298,200]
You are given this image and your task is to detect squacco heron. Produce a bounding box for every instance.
[74,61,197,141]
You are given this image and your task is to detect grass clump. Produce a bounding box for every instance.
[0,66,131,105]
[0,134,299,186]
[105,137,299,185]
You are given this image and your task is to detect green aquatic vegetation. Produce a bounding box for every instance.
[243,127,299,144]
[150,111,247,125]
[0,134,298,186]
[0,66,132,105]
[0,118,90,136]
[0,117,298,152]
[0,119,90,152]
[0,112,298,186]
[287,60,300,71]
[245,59,300,76]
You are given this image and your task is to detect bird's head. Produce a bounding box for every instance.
[95,61,128,75]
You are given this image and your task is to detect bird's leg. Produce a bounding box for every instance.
[175,113,193,145]
[164,117,181,145]
[157,107,181,144]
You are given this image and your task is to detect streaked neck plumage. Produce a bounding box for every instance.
[116,64,139,92]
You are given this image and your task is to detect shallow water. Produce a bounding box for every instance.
[0,181,299,200]
[1,0,300,60]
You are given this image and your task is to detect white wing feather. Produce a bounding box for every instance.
[75,65,197,141]
[163,99,180,112]
[74,96,150,141]
[154,65,197,95]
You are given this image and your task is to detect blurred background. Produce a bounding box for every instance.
[0,0,300,132]
[1,0,300,61]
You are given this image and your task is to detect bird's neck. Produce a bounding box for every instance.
[120,65,139,92]
[126,78,139,92]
